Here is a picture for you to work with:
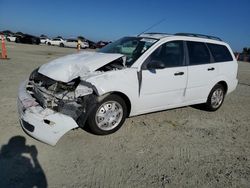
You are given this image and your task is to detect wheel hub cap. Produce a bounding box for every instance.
[95,101,123,131]
[211,88,224,108]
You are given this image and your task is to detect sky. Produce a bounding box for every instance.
[0,0,249,51]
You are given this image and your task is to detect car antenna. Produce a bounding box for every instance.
[138,18,166,36]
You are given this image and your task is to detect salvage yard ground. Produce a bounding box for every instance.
[0,42,249,187]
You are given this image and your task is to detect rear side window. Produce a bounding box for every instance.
[187,41,211,65]
[207,43,233,62]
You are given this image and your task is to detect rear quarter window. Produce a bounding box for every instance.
[207,43,233,62]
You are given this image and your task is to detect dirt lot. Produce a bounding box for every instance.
[0,42,249,188]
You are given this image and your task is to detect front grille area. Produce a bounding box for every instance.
[27,69,61,108]
[29,68,57,89]
[26,69,84,120]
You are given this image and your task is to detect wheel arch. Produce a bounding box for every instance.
[206,80,229,101]
[105,91,131,117]
[216,81,228,94]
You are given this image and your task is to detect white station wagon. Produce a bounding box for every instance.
[18,33,238,145]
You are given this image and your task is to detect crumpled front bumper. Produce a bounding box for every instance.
[17,80,79,146]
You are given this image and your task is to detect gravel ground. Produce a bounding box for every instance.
[0,42,249,188]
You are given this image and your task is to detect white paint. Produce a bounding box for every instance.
[47,38,66,46]
[38,51,124,82]
[63,39,89,48]
[7,36,16,42]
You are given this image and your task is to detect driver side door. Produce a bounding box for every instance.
[138,40,188,113]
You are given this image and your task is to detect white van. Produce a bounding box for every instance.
[17,33,238,145]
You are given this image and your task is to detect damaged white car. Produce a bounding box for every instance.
[18,33,238,146]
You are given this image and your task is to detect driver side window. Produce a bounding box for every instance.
[143,41,184,69]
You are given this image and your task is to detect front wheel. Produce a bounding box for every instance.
[86,95,127,135]
[205,84,225,111]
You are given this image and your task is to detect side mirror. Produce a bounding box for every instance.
[147,60,166,69]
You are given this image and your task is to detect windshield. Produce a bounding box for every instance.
[98,37,158,66]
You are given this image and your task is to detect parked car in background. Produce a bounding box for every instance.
[40,37,50,44]
[47,38,65,47]
[63,39,89,49]
[6,34,18,42]
[16,34,40,44]
[86,40,97,49]
[18,32,238,145]
[96,41,110,48]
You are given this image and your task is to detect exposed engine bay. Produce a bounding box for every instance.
[27,58,126,126]
[96,57,125,71]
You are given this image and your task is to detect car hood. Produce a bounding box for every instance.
[38,51,124,82]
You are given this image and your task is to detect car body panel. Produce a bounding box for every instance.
[185,63,219,102]
[40,37,50,44]
[38,51,124,82]
[85,68,139,115]
[138,66,188,112]
[48,38,65,46]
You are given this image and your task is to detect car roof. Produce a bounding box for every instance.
[139,33,172,39]
[138,32,225,44]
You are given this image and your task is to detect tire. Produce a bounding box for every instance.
[15,38,20,43]
[7,38,10,42]
[47,42,51,45]
[59,43,64,47]
[205,84,225,111]
[86,94,127,135]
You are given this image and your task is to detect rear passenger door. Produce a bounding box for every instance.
[185,41,219,102]
[206,43,236,85]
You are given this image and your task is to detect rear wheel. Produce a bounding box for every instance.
[59,43,64,47]
[205,84,225,111]
[47,42,51,45]
[87,94,127,135]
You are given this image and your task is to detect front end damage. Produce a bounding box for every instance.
[17,52,127,145]
[18,70,99,146]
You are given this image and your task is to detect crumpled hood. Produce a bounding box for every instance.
[38,51,124,82]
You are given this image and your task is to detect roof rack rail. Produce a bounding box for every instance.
[175,33,222,41]
[138,32,172,36]
[144,32,172,35]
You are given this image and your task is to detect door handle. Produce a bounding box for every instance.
[207,67,215,71]
[174,72,184,76]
